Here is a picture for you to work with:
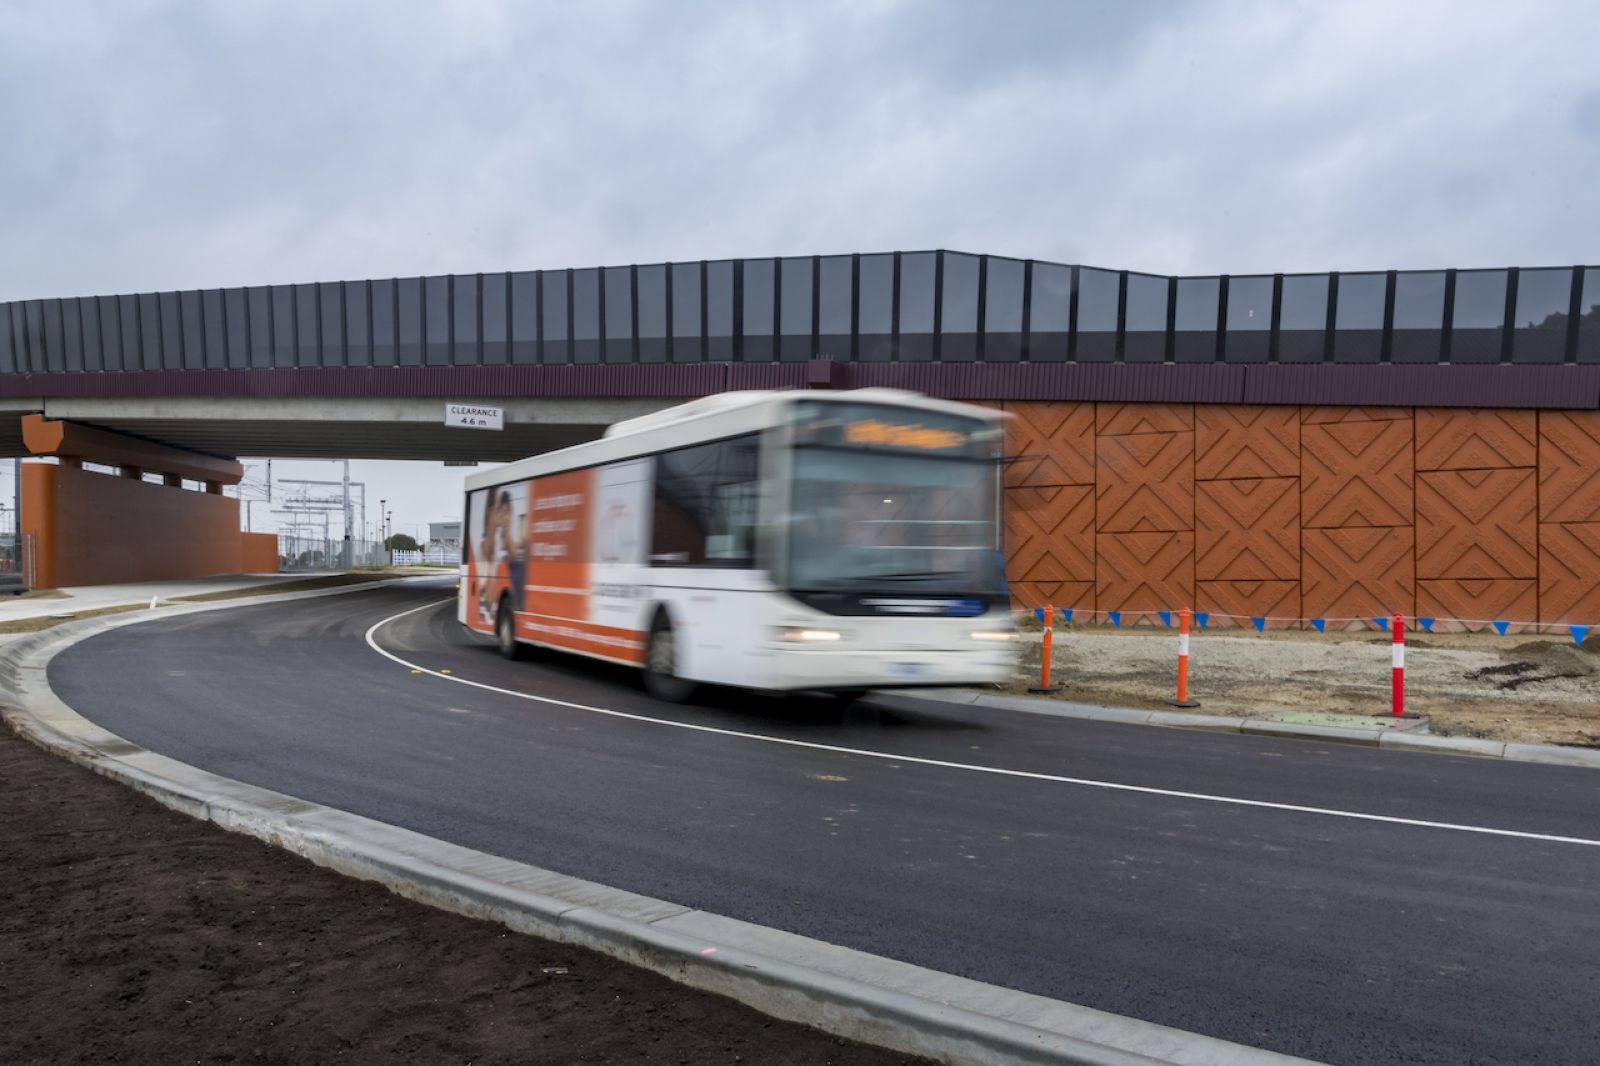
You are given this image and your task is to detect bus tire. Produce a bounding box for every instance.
[643,612,697,703]
[495,595,524,660]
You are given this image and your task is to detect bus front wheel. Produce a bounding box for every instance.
[643,614,697,703]
[496,597,524,660]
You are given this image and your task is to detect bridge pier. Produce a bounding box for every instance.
[18,415,271,589]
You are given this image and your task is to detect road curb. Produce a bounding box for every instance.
[0,585,1317,1066]
[905,690,1600,768]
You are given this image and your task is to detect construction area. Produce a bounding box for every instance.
[1011,621,1600,747]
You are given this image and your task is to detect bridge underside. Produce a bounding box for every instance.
[0,396,673,462]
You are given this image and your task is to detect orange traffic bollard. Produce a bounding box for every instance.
[1166,607,1201,708]
[1028,604,1063,694]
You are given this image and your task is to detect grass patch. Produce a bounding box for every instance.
[0,573,408,635]
[0,604,147,634]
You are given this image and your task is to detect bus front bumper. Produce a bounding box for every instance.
[758,642,1015,691]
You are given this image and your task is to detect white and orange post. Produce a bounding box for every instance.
[1391,612,1405,717]
[1168,607,1200,708]
[1029,604,1063,694]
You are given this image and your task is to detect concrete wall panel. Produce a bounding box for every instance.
[1096,402,1192,436]
[1417,579,1537,633]
[1301,417,1414,529]
[1095,431,1194,533]
[1008,581,1094,614]
[1415,409,1536,471]
[1096,530,1193,625]
[240,532,281,574]
[1196,579,1299,630]
[1004,485,1094,584]
[1301,526,1414,626]
[1415,468,1536,580]
[1195,477,1299,581]
[1539,411,1600,523]
[24,463,243,588]
[1002,401,1095,487]
[1538,522,1600,625]
[1195,405,1299,480]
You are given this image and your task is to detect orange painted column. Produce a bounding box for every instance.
[20,462,57,590]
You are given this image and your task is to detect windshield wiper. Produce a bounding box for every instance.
[862,570,969,581]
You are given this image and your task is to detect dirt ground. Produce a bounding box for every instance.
[1008,623,1600,747]
[0,726,925,1066]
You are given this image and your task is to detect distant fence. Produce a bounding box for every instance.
[391,548,461,566]
[277,535,389,571]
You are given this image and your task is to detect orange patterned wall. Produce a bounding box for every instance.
[1000,402,1600,632]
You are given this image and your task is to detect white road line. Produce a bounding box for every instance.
[367,599,1600,850]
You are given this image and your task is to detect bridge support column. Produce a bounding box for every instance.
[19,416,271,589]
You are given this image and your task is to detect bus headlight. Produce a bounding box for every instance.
[777,627,843,642]
[970,630,1016,641]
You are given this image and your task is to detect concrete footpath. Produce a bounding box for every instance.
[1,581,1315,1066]
[913,688,1600,769]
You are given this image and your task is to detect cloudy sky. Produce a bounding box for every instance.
[4,0,1598,537]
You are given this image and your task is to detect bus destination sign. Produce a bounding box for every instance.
[844,419,967,451]
[793,401,1001,458]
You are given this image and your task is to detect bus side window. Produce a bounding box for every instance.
[650,435,758,568]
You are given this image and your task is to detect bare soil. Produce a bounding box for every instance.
[0,726,924,1065]
[1008,624,1600,747]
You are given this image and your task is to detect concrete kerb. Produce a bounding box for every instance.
[907,690,1600,769]
[0,586,1318,1066]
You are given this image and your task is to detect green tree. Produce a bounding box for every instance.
[385,533,420,552]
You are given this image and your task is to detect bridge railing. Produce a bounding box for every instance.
[4,255,1597,375]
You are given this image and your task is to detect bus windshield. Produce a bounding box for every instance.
[786,446,1001,593]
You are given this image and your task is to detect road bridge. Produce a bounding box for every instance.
[4,251,1599,625]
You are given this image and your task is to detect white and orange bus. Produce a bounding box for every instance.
[460,388,1014,701]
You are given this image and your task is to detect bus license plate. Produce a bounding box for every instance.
[891,661,930,678]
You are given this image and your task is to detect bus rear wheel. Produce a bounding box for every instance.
[496,597,524,660]
[643,614,697,703]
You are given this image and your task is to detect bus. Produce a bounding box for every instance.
[460,388,1015,701]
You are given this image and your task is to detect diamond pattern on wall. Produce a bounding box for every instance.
[1302,406,1410,424]
[1417,579,1537,633]
[1539,522,1600,624]
[1195,405,1299,480]
[1415,409,1536,471]
[1008,581,1094,614]
[1415,468,1536,579]
[1003,401,1095,487]
[1096,431,1194,532]
[1539,411,1600,523]
[1097,531,1193,624]
[993,401,1600,628]
[1097,403,1193,436]
[1004,485,1094,583]
[1302,417,1414,528]
[1302,526,1414,623]
[1196,477,1299,580]
[1196,580,1299,630]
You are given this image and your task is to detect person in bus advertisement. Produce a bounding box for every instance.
[503,486,529,614]
[472,486,530,625]
[470,489,499,625]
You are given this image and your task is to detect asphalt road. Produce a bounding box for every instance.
[50,581,1600,1066]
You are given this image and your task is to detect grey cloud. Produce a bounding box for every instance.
[4,0,1599,527]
